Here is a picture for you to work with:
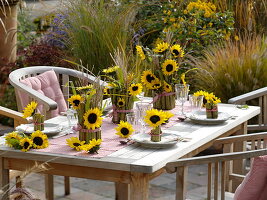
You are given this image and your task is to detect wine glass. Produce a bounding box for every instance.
[175,84,190,116]
[136,102,152,134]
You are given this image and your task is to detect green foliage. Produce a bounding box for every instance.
[192,35,267,102]
[6,138,22,150]
[62,0,137,75]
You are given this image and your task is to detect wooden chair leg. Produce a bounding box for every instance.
[45,174,54,200]
[64,176,70,195]
[15,176,22,188]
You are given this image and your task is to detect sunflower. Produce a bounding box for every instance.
[144,109,167,128]
[76,85,93,91]
[103,66,119,73]
[164,111,174,120]
[117,98,125,107]
[83,108,103,130]
[66,137,85,151]
[20,138,33,152]
[115,121,134,138]
[5,132,22,147]
[136,45,145,60]
[81,139,102,154]
[141,71,157,86]
[129,83,143,96]
[162,59,178,75]
[153,42,169,53]
[170,44,185,58]
[148,79,162,90]
[163,81,172,93]
[68,95,84,109]
[31,130,49,149]
[22,101,38,118]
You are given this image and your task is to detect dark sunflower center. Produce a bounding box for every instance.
[172,49,180,56]
[132,86,138,91]
[73,100,80,106]
[146,74,155,83]
[11,137,16,139]
[166,64,174,72]
[150,115,160,124]
[118,101,124,106]
[24,142,30,149]
[33,137,43,146]
[121,127,129,136]
[88,113,97,124]
[153,83,160,88]
[73,143,81,147]
[166,85,170,88]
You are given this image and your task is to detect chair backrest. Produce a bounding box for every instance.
[165,133,267,200]
[228,87,267,131]
[9,66,107,119]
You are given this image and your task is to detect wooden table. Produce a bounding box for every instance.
[0,104,260,200]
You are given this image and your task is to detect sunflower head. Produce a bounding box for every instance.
[5,132,22,147]
[144,109,168,128]
[66,137,85,151]
[153,42,169,53]
[136,45,146,60]
[20,138,33,152]
[68,95,84,109]
[148,79,162,90]
[129,83,143,96]
[170,44,185,58]
[141,71,157,86]
[162,59,178,76]
[117,97,125,107]
[163,81,172,93]
[83,108,103,130]
[81,139,102,154]
[22,101,38,118]
[115,121,134,138]
[31,130,49,149]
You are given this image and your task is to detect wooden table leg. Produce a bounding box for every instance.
[115,182,130,200]
[0,157,9,200]
[64,176,70,195]
[130,172,149,200]
[232,122,247,190]
[45,174,54,200]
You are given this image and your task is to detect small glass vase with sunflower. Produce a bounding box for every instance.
[22,101,44,131]
[68,81,104,144]
[137,35,185,110]
[102,51,143,124]
[144,109,174,142]
[5,130,49,152]
[203,92,221,119]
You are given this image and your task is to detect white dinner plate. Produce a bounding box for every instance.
[187,111,231,125]
[131,132,179,149]
[15,123,62,136]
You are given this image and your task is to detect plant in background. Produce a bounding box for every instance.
[193,35,267,102]
[160,0,235,55]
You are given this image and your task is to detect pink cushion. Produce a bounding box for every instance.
[234,155,267,200]
[18,70,67,118]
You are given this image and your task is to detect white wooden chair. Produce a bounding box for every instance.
[165,133,267,200]
[5,66,106,199]
[228,87,267,132]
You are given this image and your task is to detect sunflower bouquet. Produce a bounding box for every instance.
[137,36,185,110]
[203,92,221,119]
[68,80,104,144]
[5,130,49,152]
[22,101,44,131]
[66,137,102,154]
[144,109,174,142]
[102,50,143,124]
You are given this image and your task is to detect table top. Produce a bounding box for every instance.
[0,104,260,173]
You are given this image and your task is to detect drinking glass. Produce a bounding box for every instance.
[66,108,77,129]
[189,95,204,111]
[136,102,152,134]
[175,84,190,116]
[126,113,139,134]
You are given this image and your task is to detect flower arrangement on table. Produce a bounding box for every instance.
[102,51,143,124]
[136,36,185,110]
[67,79,104,146]
[22,101,44,131]
[144,109,174,142]
[5,131,49,152]
[66,137,102,154]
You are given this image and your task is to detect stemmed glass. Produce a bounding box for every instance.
[136,102,152,134]
[175,84,190,116]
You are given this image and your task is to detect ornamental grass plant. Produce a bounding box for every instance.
[193,35,267,103]
[61,0,137,75]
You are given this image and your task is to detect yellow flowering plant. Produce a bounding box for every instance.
[198,91,221,119]
[66,137,102,154]
[5,130,49,152]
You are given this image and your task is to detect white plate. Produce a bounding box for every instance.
[131,132,179,149]
[15,123,62,136]
[188,111,231,125]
